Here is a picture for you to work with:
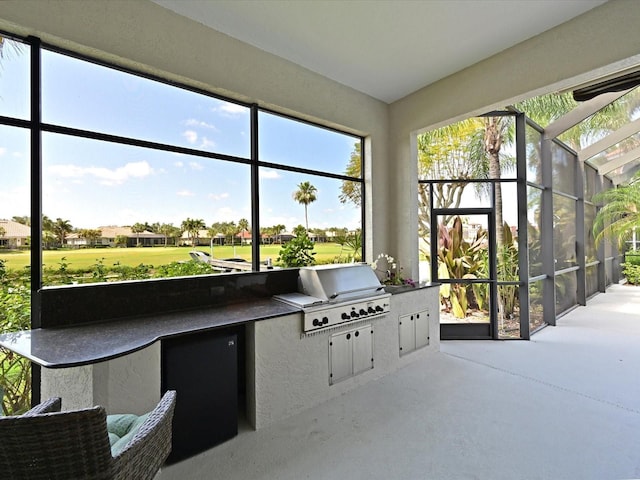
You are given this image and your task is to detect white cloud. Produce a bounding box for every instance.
[176,190,195,197]
[215,102,247,117]
[200,137,216,149]
[189,161,204,171]
[0,147,6,157]
[174,161,184,168]
[184,118,219,131]
[208,192,230,201]
[259,169,281,179]
[47,161,154,186]
[212,206,237,221]
[183,130,198,144]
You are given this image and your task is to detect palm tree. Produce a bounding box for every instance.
[293,181,317,231]
[417,118,490,241]
[131,222,146,247]
[238,218,250,232]
[52,218,73,247]
[79,228,102,247]
[158,223,173,247]
[181,218,205,247]
[592,174,640,249]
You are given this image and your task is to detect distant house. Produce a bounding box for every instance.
[0,219,30,248]
[180,229,213,247]
[236,230,252,245]
[66,226,165,248]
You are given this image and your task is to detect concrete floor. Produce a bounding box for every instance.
[161,284,640,480]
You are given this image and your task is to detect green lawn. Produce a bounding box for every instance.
[1,243,352,271]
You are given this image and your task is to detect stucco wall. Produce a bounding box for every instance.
[41,343,161,414]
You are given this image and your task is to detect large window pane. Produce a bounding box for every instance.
[439,282,491,324]
[258,111,361,174]
[497,181,518,281]
[526,123,542,185]
[435,214,489,280]
[42,132,251,284]
[42,50,251,159]
[553,194,577,270]
[498,284,520,339]
[585,204,597,262]
[586,264,598,298]
[527,186,544,278]
[0,126,30,223]
[259,168,362,266]
[555,270,577,316]
[0,125,31,415]
[529,280,545,333]
[551,142,576,195]
[431,182,494,209]
[584,164,599,200]
[418,116,516,181]
[0,38,30,119]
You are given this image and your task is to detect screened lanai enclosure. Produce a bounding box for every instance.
[419,84,640,340]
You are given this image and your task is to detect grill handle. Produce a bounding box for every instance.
[329,285,385,300]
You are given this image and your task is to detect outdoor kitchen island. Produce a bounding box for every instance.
[0,266,439,464]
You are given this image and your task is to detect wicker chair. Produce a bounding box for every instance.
[0,390,176,480]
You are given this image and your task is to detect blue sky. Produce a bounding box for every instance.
[0,42,361,232]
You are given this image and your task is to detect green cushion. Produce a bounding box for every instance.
[107,412,150,456]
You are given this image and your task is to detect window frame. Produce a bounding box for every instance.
[0,32,366,328]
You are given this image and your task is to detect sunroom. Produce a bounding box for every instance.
[1,1,639,478]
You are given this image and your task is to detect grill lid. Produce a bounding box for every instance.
[298,264,384,302]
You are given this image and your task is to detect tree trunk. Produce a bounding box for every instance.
[304,205,309,231]
[484,117,504,250]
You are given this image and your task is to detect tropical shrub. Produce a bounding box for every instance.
[497,223,519,318]
[622,263,640,285]
[437,216,487,318]
[277,226,316,268]
[0,262,32,415]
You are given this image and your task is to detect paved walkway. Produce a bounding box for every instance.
[161,284,640,480]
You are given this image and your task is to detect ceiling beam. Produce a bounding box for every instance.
[544,90,630,141]
[597,145,640,176]
[608,162,640,186]
[578,117,640,162]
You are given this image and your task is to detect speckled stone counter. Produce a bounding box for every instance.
[384,282,440,295]
[0,298,299,368]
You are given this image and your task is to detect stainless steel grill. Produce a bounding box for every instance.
[274,264,391,333]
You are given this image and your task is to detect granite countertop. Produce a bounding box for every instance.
[384,282,440,294]
[0,298,299,369]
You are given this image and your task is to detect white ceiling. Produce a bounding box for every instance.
[151,0,607,103]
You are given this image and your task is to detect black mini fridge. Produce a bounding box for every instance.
[161,329,238,464]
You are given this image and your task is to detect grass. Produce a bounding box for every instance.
[1,243,353,271]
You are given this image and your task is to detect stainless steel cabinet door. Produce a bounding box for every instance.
[329,330,352,385]
[415,310,430,349]
[329,324,374,384]
[398,313,416,356]
[352,325,374,375]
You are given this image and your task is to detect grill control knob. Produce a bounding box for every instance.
[359,309,367,316]
[322,317,329,325]
[341,312,350,320]
[312,318,321,327]
[368,306,375,314]
[350,311,359,318]
[375,305,383,312]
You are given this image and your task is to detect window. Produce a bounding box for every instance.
[0,34,364,291]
